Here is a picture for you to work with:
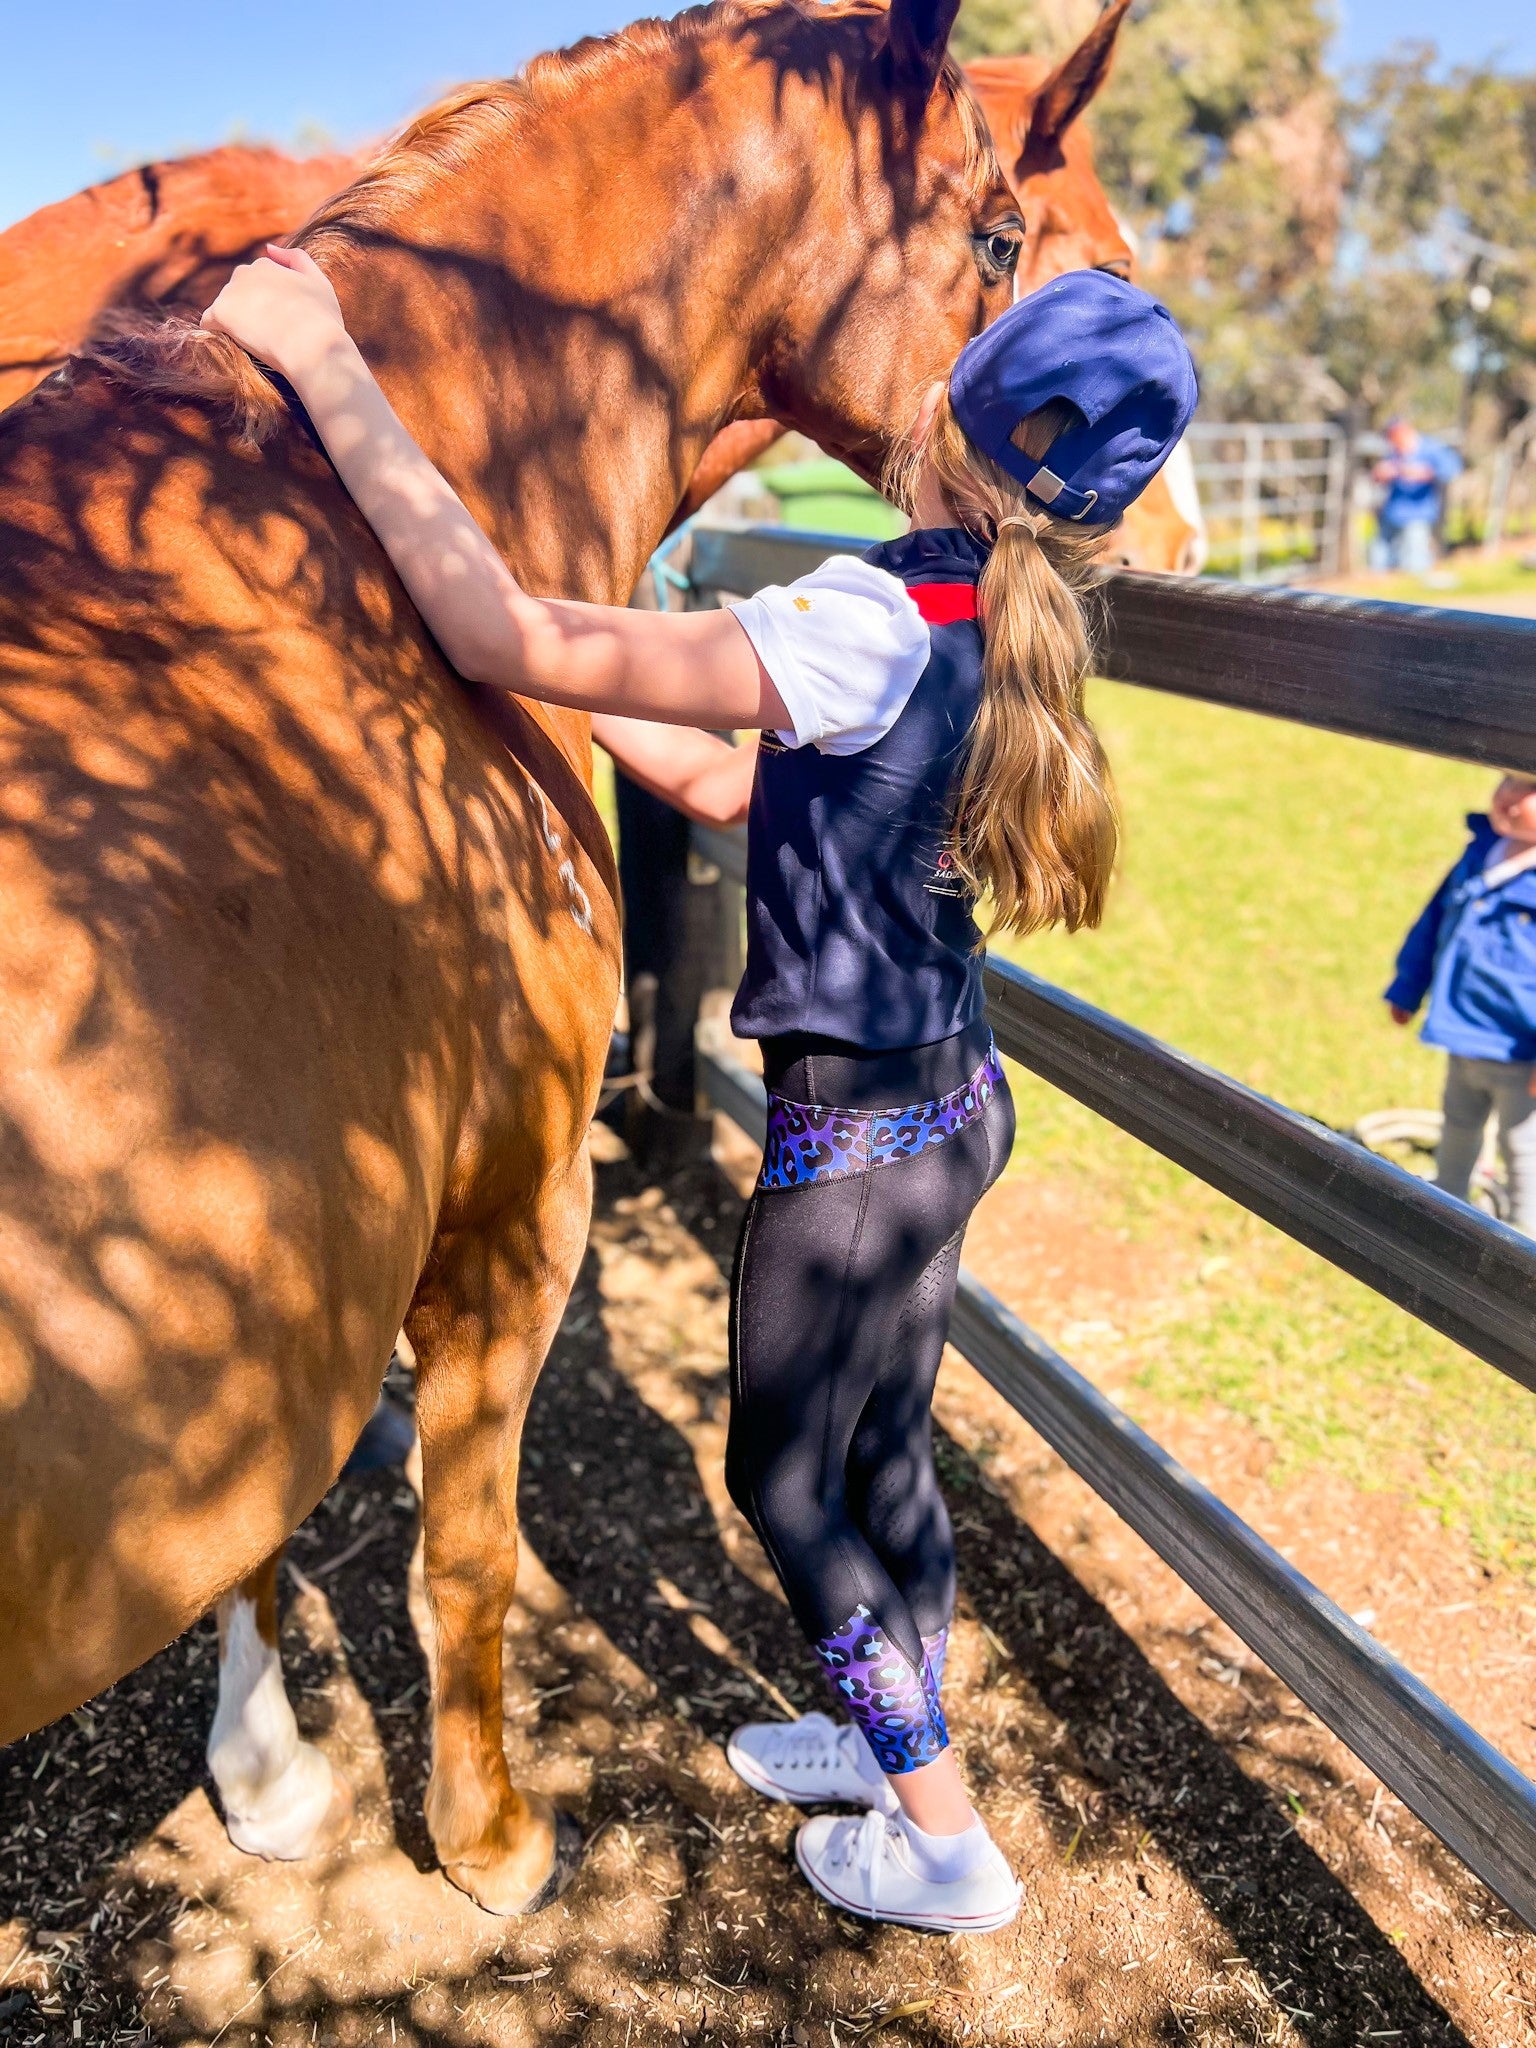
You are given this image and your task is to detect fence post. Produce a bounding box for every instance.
[1485,434,1517,558]
[613,775,716,1169]
[1322,428,1348,576]
[1239,425,1263,582]
[691,819,747,1115]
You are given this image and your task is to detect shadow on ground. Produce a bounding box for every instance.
[0,1146,1486,2045]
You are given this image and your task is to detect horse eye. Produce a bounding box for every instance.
[987,231,1020,274]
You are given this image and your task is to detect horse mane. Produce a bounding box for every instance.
[298,6,758,262]
[78,0,990,446]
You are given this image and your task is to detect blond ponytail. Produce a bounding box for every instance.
[884,391,1118,938]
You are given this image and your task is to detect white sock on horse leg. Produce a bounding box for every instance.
[207,1588,337,1860]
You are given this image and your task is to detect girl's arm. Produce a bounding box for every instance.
[593,718,757,828]
[202,248,789,733]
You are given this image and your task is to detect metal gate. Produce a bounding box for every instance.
[668,525,1536,1927]
[1187,422,1350,580]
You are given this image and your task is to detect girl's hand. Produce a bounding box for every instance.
[201,245,349,383]
[196,253,780,730]
[1388,1004,1413,1026]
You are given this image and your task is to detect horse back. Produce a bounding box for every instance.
[0,146,360,412]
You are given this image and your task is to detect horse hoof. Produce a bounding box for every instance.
[223,1748,354,1862]
[441,1795,584,1916]
[520,1809,585,1915]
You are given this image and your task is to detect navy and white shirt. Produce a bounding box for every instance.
[728,527,990,1051]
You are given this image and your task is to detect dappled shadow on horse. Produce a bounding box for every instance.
[674,0,1205,572]
[0,0,1021,1920]
[0,0,1203,575]
[0,144,361,412]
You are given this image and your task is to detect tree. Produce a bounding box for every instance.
[1339,50,1536,436]
[955,0,1347,420]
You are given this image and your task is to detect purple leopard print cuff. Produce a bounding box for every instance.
[813,1602,949,1775]
[758,1040,1004,1192]
[922,1624,949,1701]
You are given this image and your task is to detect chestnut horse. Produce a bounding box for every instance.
[962,0,1204,574]
[0,3,1202,570]
[675,0,1201,567]
[0,0,1018,1915]
[0,144,359,412]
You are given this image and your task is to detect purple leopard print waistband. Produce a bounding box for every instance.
[758,1040,1004,1192]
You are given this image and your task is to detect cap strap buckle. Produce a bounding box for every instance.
[1027,466,1099,522]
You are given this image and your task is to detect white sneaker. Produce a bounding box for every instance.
[727,1713,899,1815]
[795,1809,1022,1933]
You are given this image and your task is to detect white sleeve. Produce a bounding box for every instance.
[728,556,931,756]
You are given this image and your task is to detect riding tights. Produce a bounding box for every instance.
[725,1018,1014,1773]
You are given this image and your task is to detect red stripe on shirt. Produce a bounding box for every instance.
[908,582,978,625]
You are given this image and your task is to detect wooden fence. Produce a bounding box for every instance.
[637,524,1536,1928]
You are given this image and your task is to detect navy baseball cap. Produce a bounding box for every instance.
[950,271,1199,525]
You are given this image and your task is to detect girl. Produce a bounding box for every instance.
[204,250,1198,1933]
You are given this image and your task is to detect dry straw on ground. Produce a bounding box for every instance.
[2,1130,1533,2045]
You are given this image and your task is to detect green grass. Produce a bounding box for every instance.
[990,682,1536,1579]
[1364,552,1536,606]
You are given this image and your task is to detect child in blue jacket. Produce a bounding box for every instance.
[1386,775,1536,1231]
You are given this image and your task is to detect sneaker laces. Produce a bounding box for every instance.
[828,1808,898,1892]
[765,1713,863,1776]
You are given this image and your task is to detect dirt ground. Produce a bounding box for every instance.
[3,1121,1535,2048]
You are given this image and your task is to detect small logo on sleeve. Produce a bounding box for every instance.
[925,847,969,899]
[793,595,813,612]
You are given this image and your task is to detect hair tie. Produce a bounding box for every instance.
[993,514,1036,538]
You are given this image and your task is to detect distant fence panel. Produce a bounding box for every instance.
[676,525,1536,1927]
[1186,421,1349,580]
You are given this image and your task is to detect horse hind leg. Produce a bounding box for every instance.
[207,1549,354,1861]
[410,1151,591,1915]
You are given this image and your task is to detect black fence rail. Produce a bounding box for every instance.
[675,525,1536,1927]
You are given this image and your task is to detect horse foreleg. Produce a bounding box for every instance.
[207,1549,354,1860]
[409,1149,591,1916]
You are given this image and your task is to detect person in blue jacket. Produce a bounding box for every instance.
[1369,416,1462,575]
[1386,775,1536,1230]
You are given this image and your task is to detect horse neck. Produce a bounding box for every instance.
[316,55,805,612]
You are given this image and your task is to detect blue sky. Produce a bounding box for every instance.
[1336,0,1534,71]
[3,1,1534,231]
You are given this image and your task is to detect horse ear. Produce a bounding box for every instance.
[1023,0,1133,157]
[885,0,964,102]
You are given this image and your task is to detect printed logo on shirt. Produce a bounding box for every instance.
[925,846,969,899]
[793,596,813,612]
